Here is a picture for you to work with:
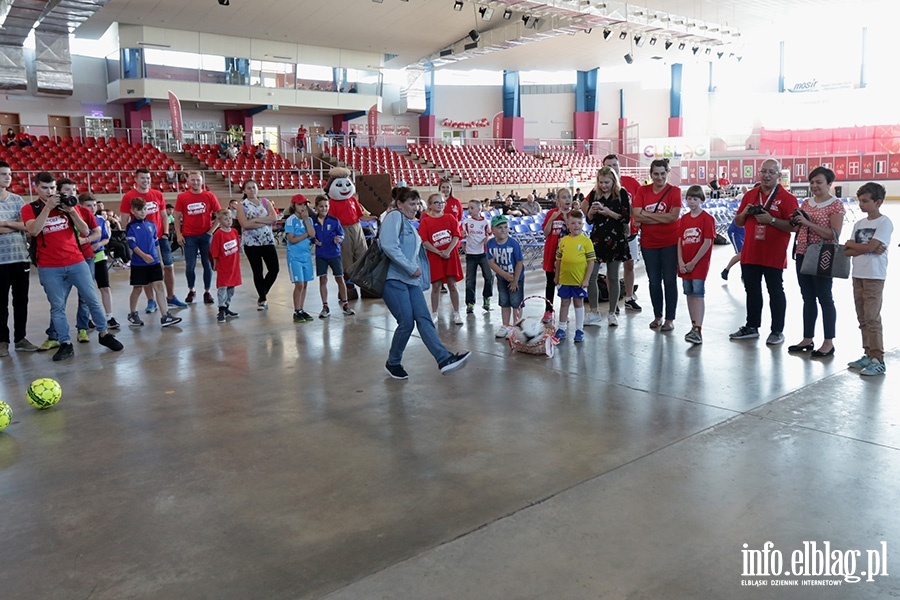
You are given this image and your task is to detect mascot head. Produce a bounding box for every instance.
[325,167,355,202]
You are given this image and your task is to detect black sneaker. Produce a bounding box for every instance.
[127,311,144,327]
[624,298,642,312]
[384,362,409,380]
[52,342,75,362]
[729,325,760,340]
[203,291,215,305]
[160,313,183,327]
[293,311,305,323]
[98,333,124,352]
[223,308,239,318]
[217,310,226,323]
[300,309,314,322]
[87,319,96,330]
[439,351,471,375]
[721,268,729,281]
[107,317,121,330]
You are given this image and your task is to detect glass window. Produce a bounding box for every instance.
[433,69,503,86]
[520,70,576,85]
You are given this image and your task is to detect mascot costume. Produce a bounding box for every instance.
[324,167,374,297]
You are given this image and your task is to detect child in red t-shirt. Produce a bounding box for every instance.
[209,209,242,323]
[418,193,464,324]
[540,188,573,320]
[677,186,716,345]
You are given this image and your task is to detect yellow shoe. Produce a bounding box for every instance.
[77,329,90,343]
[37,338,60,352]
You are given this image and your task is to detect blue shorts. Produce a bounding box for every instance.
[496,277,524,308]
[727,222,744,254]
[316,255,344,278]
[158,237,174,267]
[682,278,706,297]
[288,257,314,283]
[557,284,588,299]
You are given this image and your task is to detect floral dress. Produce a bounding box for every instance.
[587,189,631,262]
[241,198,276,247]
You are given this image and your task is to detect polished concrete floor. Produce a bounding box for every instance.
[1,211,898,599]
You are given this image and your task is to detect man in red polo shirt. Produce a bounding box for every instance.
[729,158,799,345]
[22,172,123,361]
[174,171,221,304]
[120,168,187,312]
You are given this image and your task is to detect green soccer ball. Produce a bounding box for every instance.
[0,401,11,431]
[27,378,62,410]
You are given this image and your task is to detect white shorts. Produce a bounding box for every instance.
[628,236,640,263]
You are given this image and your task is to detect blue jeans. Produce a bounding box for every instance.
[465,253,493,306]
[75,259,96,330]
[39,261,108,344]
[641,244,678,320]
[183,234,212,291]
[382,279,452,367]
[795,256,836,339]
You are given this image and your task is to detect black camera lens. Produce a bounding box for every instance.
[59,194,78,207]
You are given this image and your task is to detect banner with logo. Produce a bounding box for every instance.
[367,105,378,145]
[167,91,183,144]
[492,112,503,146]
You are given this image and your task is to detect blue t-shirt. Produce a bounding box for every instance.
[487,237,524,281]
[125,219,159,266]
[312,214,344,260]
[285,214,312,261]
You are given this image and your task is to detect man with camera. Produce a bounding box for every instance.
[729,159,799,345]
[21,172,124,361]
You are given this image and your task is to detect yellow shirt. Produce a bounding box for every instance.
[555,234,595,286]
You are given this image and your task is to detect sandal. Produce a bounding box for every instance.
[660,321,675,332]
[649,319,662,329]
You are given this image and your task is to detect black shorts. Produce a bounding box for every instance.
[130,264,163,287]
[94,258,110,288]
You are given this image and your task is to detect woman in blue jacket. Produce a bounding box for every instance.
[380,188,470,380]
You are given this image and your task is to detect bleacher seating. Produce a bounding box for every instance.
[540,152,607,180]
[327,146,439,187]
[408,145,569,186]
[0,136,179,195]
[183,143,323,190]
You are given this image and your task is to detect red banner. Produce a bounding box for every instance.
[367,105,378,144]
[167,91,183,144]
[492,112,503,146]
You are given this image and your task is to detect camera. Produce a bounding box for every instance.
[789,208,809,227]
[58,193,78,207]
[747,205,767,216]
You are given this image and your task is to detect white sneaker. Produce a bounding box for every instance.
[431,311,439,323]
[608,313,618,327]
[584,312,602,327]
[495,325,510,338]
[453,311,464,325]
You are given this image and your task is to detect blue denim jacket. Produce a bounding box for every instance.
[381,210,430,290]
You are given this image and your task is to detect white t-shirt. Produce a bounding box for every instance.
[850,215,893,280]
[461,216,491,255]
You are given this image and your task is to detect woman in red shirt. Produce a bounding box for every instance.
[633,158,682,331]
[418,193,464,325]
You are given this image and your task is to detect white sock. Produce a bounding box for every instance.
[558,321,568,332]
[574,306,585,330]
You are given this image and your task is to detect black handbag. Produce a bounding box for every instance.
[348,220,391,297]
[800,228,850,279]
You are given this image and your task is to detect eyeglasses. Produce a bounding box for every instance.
[431,200,446,205]
[758,169,780,175]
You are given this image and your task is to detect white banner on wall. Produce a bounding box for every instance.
[641,137,709,160]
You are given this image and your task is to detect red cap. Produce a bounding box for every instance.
[291,194,309,205]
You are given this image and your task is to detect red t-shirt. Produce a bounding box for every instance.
[21,203,84,268]
[620,176,641,236]
[541,209,568,272]
[121,188,166,239]
[76,205,98,260]
[634,184,681,249]
[417,213,460,251]
[737,185,799,270]
[445,196,464,223]
[678,211,716,280]
[209,228,242,287]
[175,190,221,236]
[328,197,364,227]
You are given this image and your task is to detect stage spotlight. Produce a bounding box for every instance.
[678,41,685,50]
[649,36,657,46]
[664,40,673,50]
[479,6,493,20]
[624,53,633,64]
[468,29,480,43]
[618,30,627,40]
[634,35,643,47]
[585,28,592,34]
[692,46,699,55]
[453,1,464,11]
[503,9,512,19]
[602,29,612,40]
[704,47,711,55]
[218,0,229,5]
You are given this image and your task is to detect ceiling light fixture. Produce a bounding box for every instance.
[634,34,643,47]
[664,40,672,50]
[523,15,538,28]
[453,1,464,11]
[678,41,686,50]
[479,6,493,20]
[585,28,592,34]
[691,46,699,55]
[468,29,480,43]
[217,0,229,5]
[624,53,633,64]
[503,9,512,19]
[704,47,711,55]
[717,51,724,59]
[602,29,612,40]
[618,30,628,40]
[649,36,657,46]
